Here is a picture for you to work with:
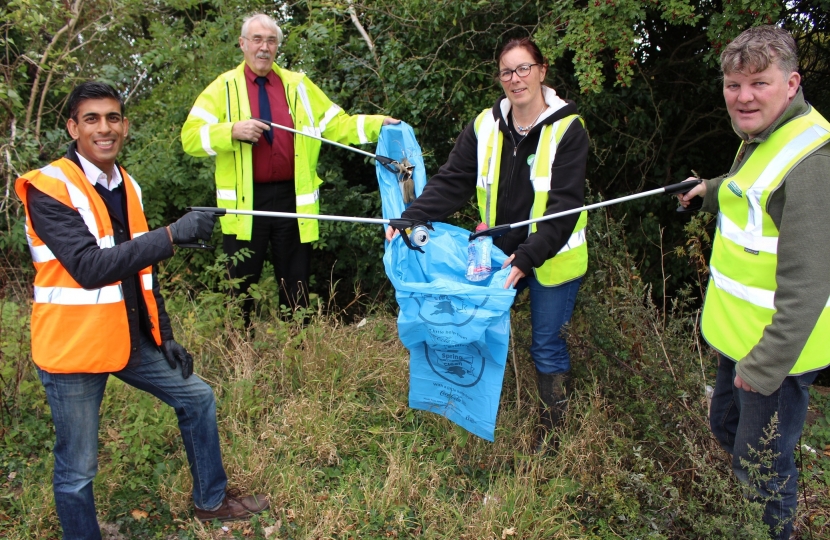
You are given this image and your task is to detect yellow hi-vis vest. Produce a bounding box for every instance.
[15,159,163,374]
[181,62,385,242]
[701,107,830,374]
[473,110,588,286]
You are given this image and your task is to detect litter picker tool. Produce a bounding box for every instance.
[187,207,433,252]
[469,179,703,241]
[249,118,415,181]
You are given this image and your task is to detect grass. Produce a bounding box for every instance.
[2,211,829,539]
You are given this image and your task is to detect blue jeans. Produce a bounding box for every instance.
[37,333,228,540]
[710,355,818,539]
[516,275,582,374]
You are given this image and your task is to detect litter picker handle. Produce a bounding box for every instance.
[188,206,227,215]
[176,242,214,249]
[666,179,704,213]
[468,224,512,241]
[663,178,702,195]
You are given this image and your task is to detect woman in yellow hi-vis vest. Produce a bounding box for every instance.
[386,38,589,451]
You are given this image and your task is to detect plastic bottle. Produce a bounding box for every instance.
[466,222,493,282]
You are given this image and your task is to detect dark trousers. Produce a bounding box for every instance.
[223,181,311,321]
[710,355,818,539]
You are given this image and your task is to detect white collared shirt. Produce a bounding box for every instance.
[75,152,123,191]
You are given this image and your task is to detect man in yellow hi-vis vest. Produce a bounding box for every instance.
[17,82,268,538]
[679,26,830,539]
[182,12,398,322]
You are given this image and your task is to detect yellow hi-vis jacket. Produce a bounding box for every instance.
[181,62,386,242]
[15,159,163,374]
[473,110,588,286]
[701,106,830,374]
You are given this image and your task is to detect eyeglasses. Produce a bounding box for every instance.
[497,63,540,82]
[242,35,279,46]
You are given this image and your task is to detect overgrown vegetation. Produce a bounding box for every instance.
[2,207,828,539]
[2,0,830,538]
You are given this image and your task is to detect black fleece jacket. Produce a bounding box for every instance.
[401,94,589,276]
[25,143,176,364]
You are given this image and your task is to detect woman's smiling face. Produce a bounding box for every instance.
[499,46,547,109]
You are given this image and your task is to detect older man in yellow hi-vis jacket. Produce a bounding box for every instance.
[182,12,398,321]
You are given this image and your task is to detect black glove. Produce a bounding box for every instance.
[161,340,194,379]
[168,211,216,245]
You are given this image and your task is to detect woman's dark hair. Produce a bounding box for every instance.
[497,37,547,67]
[67,82,124,121]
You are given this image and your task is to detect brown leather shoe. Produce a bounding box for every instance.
[195,489,269,522]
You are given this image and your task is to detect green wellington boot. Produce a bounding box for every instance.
[533,370,570,454]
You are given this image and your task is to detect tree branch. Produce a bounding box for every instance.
[347,1,379,67]
[24,0,84,133]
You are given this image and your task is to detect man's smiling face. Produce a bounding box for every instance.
[723,62,800,138]
[66,97,129,171]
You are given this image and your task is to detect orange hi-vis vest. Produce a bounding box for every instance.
[15,158,163,374]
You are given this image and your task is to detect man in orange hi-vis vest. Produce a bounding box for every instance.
[16,82,268,539]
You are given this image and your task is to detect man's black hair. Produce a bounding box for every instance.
[67,82,125,121]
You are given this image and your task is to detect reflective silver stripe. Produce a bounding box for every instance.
[98,235,115,249]
[710,265,830,309]
[296,190,319,207]
[319,105,341,133]
[25,220,56,263]
[717,123,828,254]
[717,213,778,254]
[532,176,550,192]
[41,164,100,240]
[709,265,775,310]
[190,106,218,125]
[29,242,55,263]
[216,189,237,201]
[548,120,561,164]
[142,273,153,291]
[200,125,216,156]
[296,82,315,128]
[33,284,124,305]
[483,119,500,226]
[133,231,146,239]
[530,122,560,193]
[302,125,322,138]
[556,228,586,255]
[356,114,368,144]
[475,114,496,190]
[40,164,70,183]
[746,124,830,231]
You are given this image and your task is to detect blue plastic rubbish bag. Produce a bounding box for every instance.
[375,122,427,218]
[377,123,517,442]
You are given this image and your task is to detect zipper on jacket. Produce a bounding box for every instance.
[503,128,526,227]
[233,79,245,205]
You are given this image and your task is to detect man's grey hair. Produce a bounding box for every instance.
[720,25,798,75]
[241,13,284,46]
